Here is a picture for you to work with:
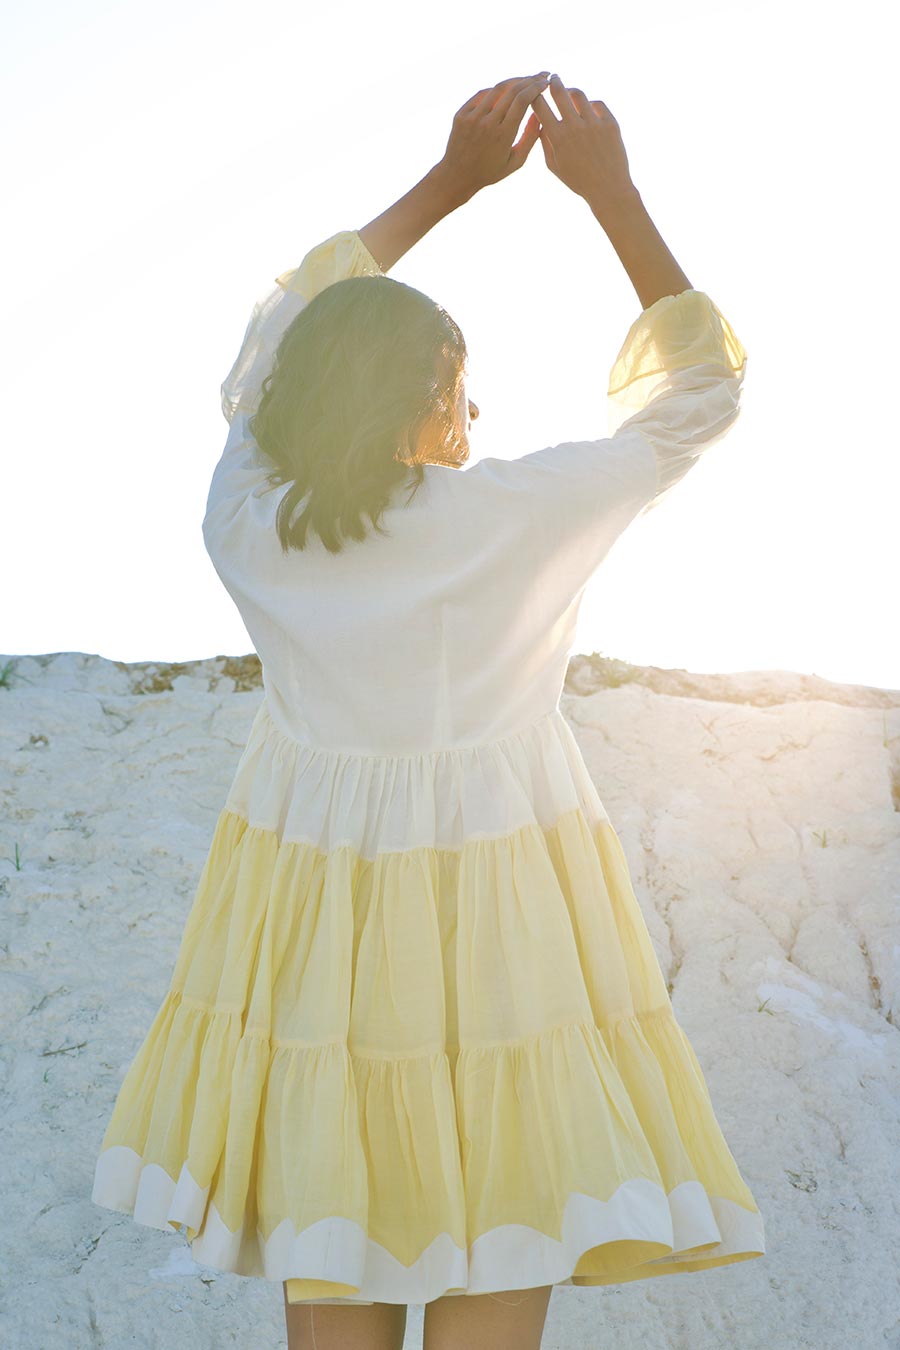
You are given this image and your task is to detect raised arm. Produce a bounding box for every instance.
[357,165,472,274]
[592,189,693,312]
[359,73,551,270]
[530,74,693,308]
[209,229,389,532]
[527,77,745,515]
[221,72,548,435]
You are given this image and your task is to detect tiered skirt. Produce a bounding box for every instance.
[91,699,765,1304]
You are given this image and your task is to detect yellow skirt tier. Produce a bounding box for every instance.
[91,791,765,1304]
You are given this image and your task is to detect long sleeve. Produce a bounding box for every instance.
[203,230,384,542]
[458,287,747,604]
[605,288,747,516]
[220,229,385,426]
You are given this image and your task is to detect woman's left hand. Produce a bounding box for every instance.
[436,73,550,198]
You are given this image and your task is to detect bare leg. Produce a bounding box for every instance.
[282,1285,408,1350]
[423,1285,554,1350]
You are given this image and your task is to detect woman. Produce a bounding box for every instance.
[91,73,764,1350]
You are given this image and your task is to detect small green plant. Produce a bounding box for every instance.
[757,997,774,1014]
[0,658,36,690]
[811,829,828,848]
[5,843,23,870]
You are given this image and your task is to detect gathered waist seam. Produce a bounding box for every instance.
[257,698,566,761]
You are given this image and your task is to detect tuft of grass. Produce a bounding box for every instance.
[757,996,775,1014]
[0,658,36,690]
[5,842,23,870]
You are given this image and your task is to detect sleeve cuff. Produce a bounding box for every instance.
[608,289,747,412]
[275,229,385,302]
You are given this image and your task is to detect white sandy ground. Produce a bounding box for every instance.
[1,648,899,1350]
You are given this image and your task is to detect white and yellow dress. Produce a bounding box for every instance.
[91,229,765,1305]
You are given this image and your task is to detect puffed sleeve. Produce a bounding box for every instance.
[461,287,746,596]
[203,230,384,539]
[605,288,747,515]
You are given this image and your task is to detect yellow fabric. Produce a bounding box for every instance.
[94,232,763,1302]
[603,286,748,516]
[275,229,384,300]
[96,804,762,1300]
[607,288,747,408]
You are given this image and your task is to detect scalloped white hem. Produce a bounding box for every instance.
[92,1144,765,1305]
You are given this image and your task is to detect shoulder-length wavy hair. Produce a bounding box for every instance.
[248,274,468,556]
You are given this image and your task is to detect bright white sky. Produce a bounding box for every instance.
[2,0,896,688]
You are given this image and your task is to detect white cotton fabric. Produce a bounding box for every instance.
[222,699,613,859]
[203,230,747,755]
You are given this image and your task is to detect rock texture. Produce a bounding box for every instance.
[1,650,898,1349]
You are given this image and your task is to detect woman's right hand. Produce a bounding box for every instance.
[530,75,636,215]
